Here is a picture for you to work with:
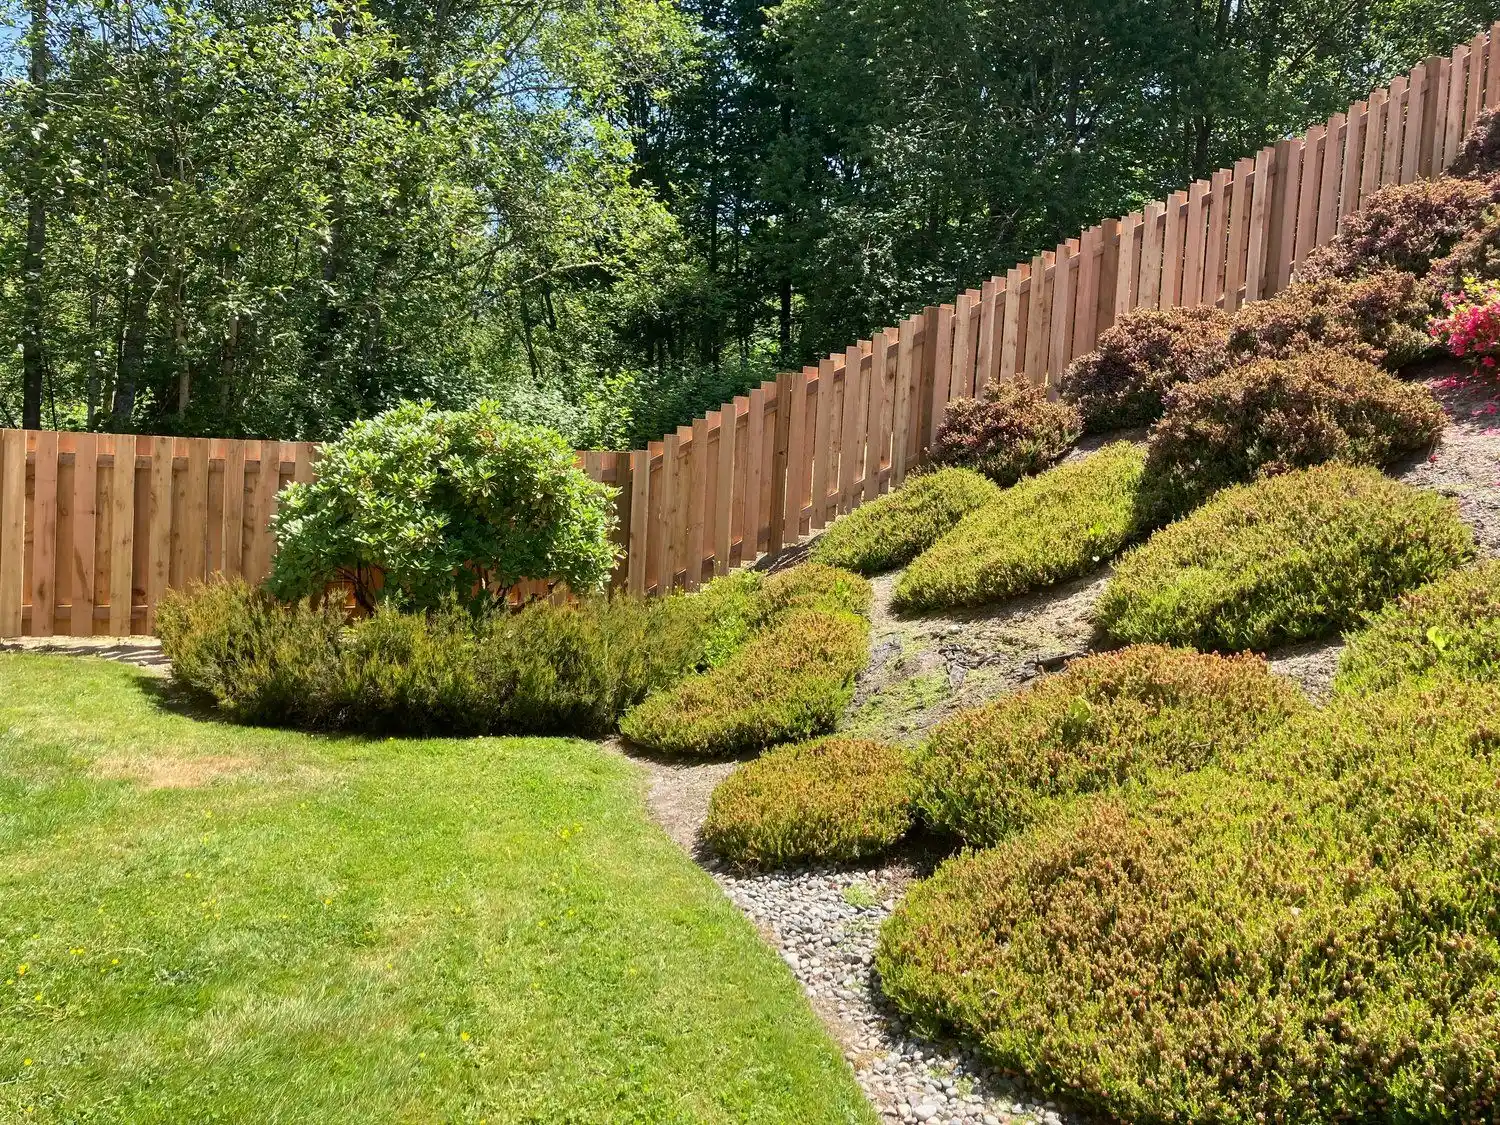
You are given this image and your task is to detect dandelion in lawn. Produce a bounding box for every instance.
[460,1031,470,1042]
[23,1058,32,1066]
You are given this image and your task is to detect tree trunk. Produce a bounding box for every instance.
[21,0,49,430]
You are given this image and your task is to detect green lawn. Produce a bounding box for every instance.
[0,655,874,1124]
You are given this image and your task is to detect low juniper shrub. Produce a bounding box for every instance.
[703,737,915,867]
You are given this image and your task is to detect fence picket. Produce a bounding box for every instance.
[70,433,97,636]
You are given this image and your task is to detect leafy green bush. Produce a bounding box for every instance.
[1335,559,1500,695]
[1098,464,1473,652]
[915,645,1305,847]
[893,442,1146,613]
[809,469,1000,575]
[702,737,914,867]
[1059,306,1232,432]
[268,401,617,611]
[1297,175,1500,281]
[160,574,753,735]
[619,607,871,756]
[877,677,1500,1123]
[1227,268,1429,369]
[929,378,1080,484]
[1141,349,1445,520]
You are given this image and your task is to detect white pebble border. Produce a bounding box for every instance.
[710,863,1090,1125]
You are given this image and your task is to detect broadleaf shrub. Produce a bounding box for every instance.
[809,468,1000,575]
[1335,559,1500,694]
[929,378,1080,484]
[1140,349,1445,519]
[1451,105,1500,177]
[877,678,1500,1123]
[159,571,763,735]
[1297,175,1500,281]
[702,737,914,867]
[1059,306,1232,431]
[618,607,871,757]
[893,442,1146,613]
[1098,464,1474,652]
[1226,268,1429,369]
[915,645,1306,847]
[267,401,617,611]
[1427,275,1500,369]
[1423,209,1500,302]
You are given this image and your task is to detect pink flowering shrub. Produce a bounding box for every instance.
[1428,278,1500,371]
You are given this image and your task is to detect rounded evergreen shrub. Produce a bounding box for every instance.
[1059,306,1232,432]
[1297,175,1500,281]
[893,442,1146,613]
[1451,106,1500,177]
[1335,559,1500,695]
[618,606,870,757]
[702,737,914,868]
[879,677,1500,1124]
[1098,464,1474,652]
[929,378,1081,484]
[809,468,1000,575]
[752,562,874,624]
[1424,208,1500,302]
[915,645,1306,847]
[1227,269,1429,369]
[157,577,344,725]
[268,401,617,611]
[1141,349,1445,519]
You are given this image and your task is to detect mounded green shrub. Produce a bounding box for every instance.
[1297,175,1500,281]
[1141,349,1445,520]
[702,737,914,867]
[751,561,873,623]
[809,468,1000,575]
[1098,464,1474,652]
[877,677,1500,1123]
[160,577,719,735]
[618,605,871,757]
[929,378,1081,484]
[1335,559,1500,695]
[1059,305,1232,432]
[1227,268,1429,369]
[893,442,1146,613]
[915,645,1306,847]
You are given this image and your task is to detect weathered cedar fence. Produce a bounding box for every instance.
[3,26,1499,638]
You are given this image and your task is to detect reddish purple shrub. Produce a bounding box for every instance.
[930,377,1080,485]
[1059,306,1232,431]
[1142,349,1446,519]
[1297,176,1500,282]
[1451,107,1500,177]
[1227,269,1429,369]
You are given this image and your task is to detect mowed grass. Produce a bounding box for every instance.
[0,655,874,1124]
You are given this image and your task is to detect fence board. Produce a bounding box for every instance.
[1073,226,1102,358]
[70,433,97,636]
[1160,191,1187,308]
[1362,87,1388,198]
[30,431,58,635]
[1401,64,1426,183]
[1114,212,1141,317]
[687,415,710,587]
[976,278,999,388]
[1139,202,1165,310]
[106,435,134,635]
[0,432,26,636]
[1095,219,1121,335]
[1048,241,1076,378]
[863,336,889,501]
[1341,101,1366,220]
[999,267,1024,376]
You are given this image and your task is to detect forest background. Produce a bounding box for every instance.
[3,0,1498,448]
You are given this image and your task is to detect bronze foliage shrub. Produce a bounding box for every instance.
[1297,175,1500,281]
[929,378,1080,484]
[877,678,1500,1124]
[703,737,915,868]
[1226,268,1430,369]
[1059,305,1232,431]
[914,645,1306,847]
[1140,349,1445,519]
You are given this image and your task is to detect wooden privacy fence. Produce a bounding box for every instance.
[4,23,1500,637]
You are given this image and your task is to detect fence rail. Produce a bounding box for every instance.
[3,24,1499,637]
